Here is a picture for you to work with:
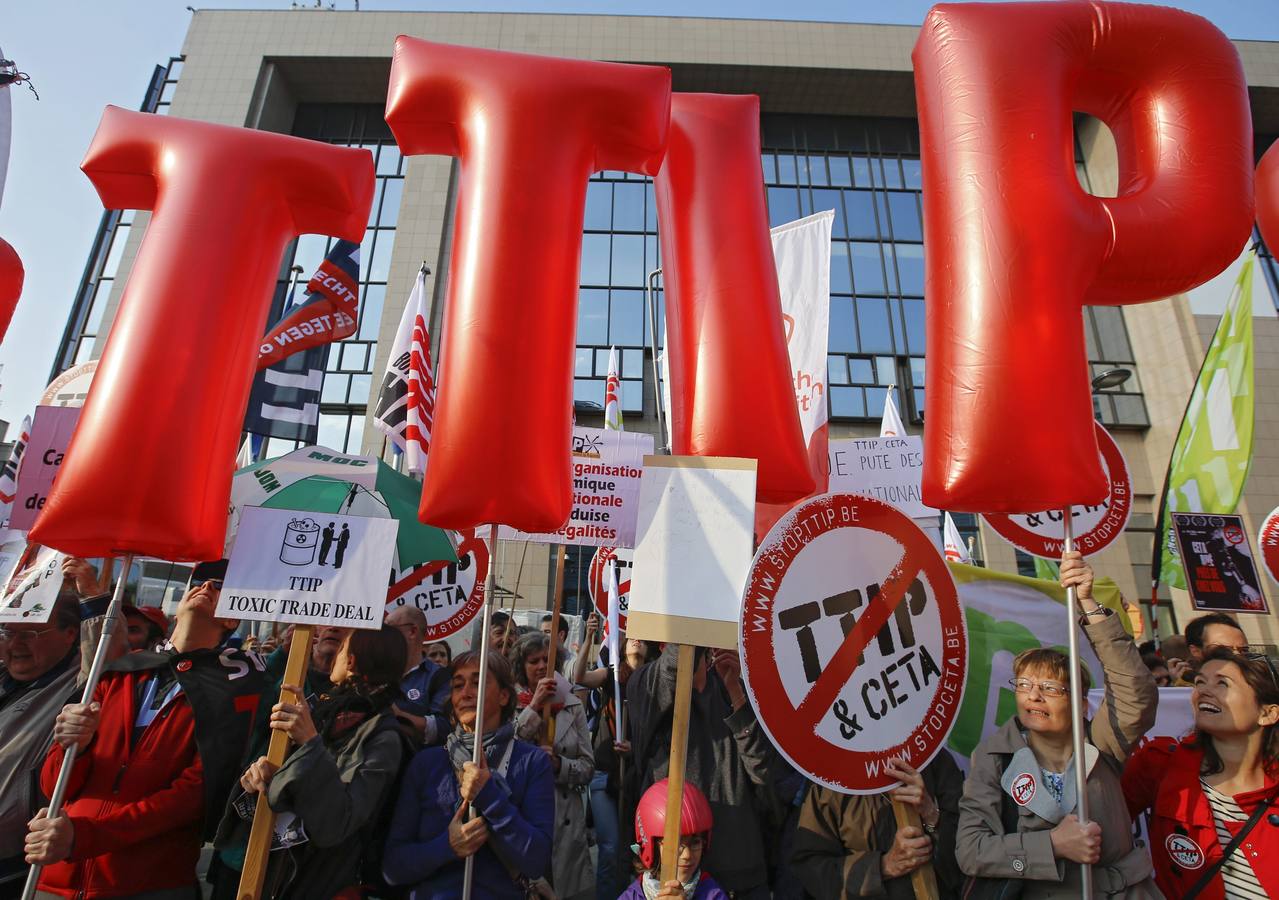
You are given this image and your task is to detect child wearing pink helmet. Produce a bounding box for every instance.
[620,779,728,900]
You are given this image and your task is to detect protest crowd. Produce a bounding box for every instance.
[1,548,1276,900]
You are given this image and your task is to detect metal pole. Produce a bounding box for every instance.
[1061,509,1093,900]
[461,524,499,900]
[644,268,667,452]
[23,554,134,900]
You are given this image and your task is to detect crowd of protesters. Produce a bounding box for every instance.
[2,550,1279,899]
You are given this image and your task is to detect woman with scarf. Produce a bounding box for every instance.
[511,631,594,900]
[383,649,555,899]
[213,624,409,899]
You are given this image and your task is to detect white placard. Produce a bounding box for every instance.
[825,436,938,519]
[500,426,654,548]
[1,546,65,623]
[221,507,398,629]
[626,456,757,650]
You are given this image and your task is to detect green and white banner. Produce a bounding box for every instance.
[946,563,1128,762]
[1157,251,1256,590]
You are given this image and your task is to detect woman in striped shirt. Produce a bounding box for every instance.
[1123,649,1279,899]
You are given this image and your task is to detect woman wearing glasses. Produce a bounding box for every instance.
[956,551,1161,898]
[1123,649,1279,899]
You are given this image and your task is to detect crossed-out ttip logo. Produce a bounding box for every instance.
[1165,834,1204,870]
[1011,772,1036,806]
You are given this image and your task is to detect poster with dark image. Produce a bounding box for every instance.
[1172,513,1270,614]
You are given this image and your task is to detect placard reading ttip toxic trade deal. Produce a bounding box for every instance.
[740,493,967,794]
[221,506,398,629]
[983,423,1132,559]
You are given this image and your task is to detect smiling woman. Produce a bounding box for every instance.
[1124,649,1279,899]
[956,551,1161,899]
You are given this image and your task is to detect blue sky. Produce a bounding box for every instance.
[1,0,1276,440]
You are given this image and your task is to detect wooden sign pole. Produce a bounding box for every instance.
[890,798,940,900]
[237,624,313,900]
[659,643,696,884]
[543,544,567,745]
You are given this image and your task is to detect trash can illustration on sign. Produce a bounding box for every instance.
[280,517,321,566]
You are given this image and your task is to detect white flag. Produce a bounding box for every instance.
[0,414,31,525]
[771,211,834,492]
[604,346,623,432]
[236,436,256,469]
[606,559,621,662]
[880,386,907,437]
[943,512,971,564]
[372,269,435,474]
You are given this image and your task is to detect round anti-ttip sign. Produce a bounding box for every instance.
[589,546,632,629]
[385,528,489,640]
[984,422,1132,560]
[1259,508,1279,584]
[740,493,968,794]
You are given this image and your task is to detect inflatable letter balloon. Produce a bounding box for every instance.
[29,107,374,560]
[385,37,670,532]
[914,1,1253,512]
[0,237,20,342]
[1258,141,1279,254]
[654,94,814,504]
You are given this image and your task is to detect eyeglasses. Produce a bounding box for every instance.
[1206,642,1253,654]
[190,578,223,591]
[0,626,60,643]
[1009,678,1069,699]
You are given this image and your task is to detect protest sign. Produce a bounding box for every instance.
[500,427,653,548]
[740,493,967,794]
[825,436,937,520]
[984,423,1132,559]
[0,530,23,587]
[1257,507,1279,585]
[1172,512,1268,613]
[387,526,489,640]
[39,360,96,407]
[945,562,1124,763]
[221,506,399,628]
[9,405,81,531]
[1,545,64,623]
[589,546,632,629]
[626,456,756,650]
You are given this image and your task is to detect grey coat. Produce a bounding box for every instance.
[0,654,78,863]
[216,710,404,899]
[516,690,594,900]
[956,611,1162,899]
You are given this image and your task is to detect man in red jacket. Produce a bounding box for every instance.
[23,562,263,899]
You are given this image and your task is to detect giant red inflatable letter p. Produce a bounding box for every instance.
[30,107,374,560]
[914,2,1253,512]
[385,38,671,533]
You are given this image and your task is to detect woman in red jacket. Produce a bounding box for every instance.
[1123,648,1279,899]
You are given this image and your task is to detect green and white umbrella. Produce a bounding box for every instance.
[226,445,457,569]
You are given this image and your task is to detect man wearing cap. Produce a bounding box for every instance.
[23,562,264,900]
[122,604,168,652]
[0,591,82,897]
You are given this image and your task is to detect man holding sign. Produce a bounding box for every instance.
[791,755,964,898]
[25,567,262,900]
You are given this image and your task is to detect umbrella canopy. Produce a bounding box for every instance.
[227,445,456,569]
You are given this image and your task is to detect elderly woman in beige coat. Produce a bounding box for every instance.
[510,631,594,900]
[957,552,1162,899]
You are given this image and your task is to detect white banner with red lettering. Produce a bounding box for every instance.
[772,211,834,491]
